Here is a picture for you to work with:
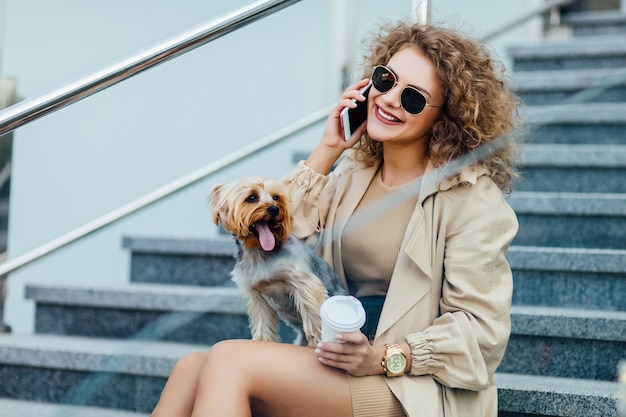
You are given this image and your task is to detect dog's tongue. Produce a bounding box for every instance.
[255,222,275,251]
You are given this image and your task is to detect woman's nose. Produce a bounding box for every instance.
[380,84,403,109]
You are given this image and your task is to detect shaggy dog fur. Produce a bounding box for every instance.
[210,176,346,346]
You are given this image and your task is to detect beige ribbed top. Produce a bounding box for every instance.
[342,168,419,296]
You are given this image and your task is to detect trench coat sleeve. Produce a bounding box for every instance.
[284,158,356,240]
[405,176,518,391]
[285,154,364,239]
[283,160,332,239]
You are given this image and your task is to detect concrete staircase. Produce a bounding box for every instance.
[495,10,626,417]
[0,10,625,417]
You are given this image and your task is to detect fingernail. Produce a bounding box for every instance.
[335,333,343,340]
[314,348,321,354]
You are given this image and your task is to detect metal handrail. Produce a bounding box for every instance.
[0,0,580,278]
[0,0,300,137]
[0,105,331,277]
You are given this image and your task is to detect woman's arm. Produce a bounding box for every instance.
[306,78,370,175]
[283,79,369,239]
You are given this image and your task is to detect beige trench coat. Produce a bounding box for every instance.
[286,155,518,417]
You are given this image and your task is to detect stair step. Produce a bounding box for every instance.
[564,11,626,37]
[510,192,626,216]
[509,192,626,249]
[509,36,626,71]
[516,144,626,192]
[25,283,297,344]
[499,306,626,381]
[0,334,195,376]
[495,373,619,417]
[26,284,250,344]
[514,68,626,105]
[520,144,626,167]
[508,246,626,274]
[120,237,626,306]
[508,246,626,311]
[524,102,626,145]
[0,398,149,417]
[0,334,199,413]
[510,305,626,342]
[26,283,245,314]
[123,236,236,287]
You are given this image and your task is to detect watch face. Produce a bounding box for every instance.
[387,353,406,373]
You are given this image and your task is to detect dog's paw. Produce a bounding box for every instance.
[307,335,321,347]
[304,327,321,347]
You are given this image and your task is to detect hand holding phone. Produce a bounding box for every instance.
[340,83,371,141]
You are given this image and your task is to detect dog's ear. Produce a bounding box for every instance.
[209,183,225,226]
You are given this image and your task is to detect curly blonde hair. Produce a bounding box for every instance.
[353,21,522,192]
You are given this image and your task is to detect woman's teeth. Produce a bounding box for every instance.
[377,107,400,122]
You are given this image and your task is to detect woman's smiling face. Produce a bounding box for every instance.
[366,45,443,146]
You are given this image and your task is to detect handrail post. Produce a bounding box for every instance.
[549,4,562,26]
[0,248,9,332]
[412,0,431,24]
[0,274,8,333]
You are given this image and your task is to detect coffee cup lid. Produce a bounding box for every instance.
[320,295,366,331]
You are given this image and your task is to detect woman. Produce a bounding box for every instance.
[151,20,521,417]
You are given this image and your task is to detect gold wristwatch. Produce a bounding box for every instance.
[382,343,407,377]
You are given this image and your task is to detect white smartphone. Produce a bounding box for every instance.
[340,83,371,141]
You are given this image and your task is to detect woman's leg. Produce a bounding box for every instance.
[153,339,353,417]
[151,351,207,417]
[193,339,352,417]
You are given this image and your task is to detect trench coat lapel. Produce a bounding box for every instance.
[326,162,380,283]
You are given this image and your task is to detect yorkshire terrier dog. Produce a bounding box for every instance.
[210,176,346,347]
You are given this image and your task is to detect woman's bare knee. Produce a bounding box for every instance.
[190,340,257,417]
[173,351,207,375]
[201,340,254,385]
[151,350,209,417]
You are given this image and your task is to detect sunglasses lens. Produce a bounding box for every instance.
[372,66,395,92]
[401,88,427,114]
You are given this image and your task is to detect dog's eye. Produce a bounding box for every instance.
[246,194,258,203]
[273,195,280,201]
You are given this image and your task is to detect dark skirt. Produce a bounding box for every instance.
[357,295,386,341]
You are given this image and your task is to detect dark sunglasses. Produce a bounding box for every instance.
[371,65,442,115]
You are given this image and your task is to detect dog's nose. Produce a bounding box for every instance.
[267,205,279,217]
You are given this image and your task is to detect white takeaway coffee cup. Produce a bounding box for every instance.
[320,295,366,342]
